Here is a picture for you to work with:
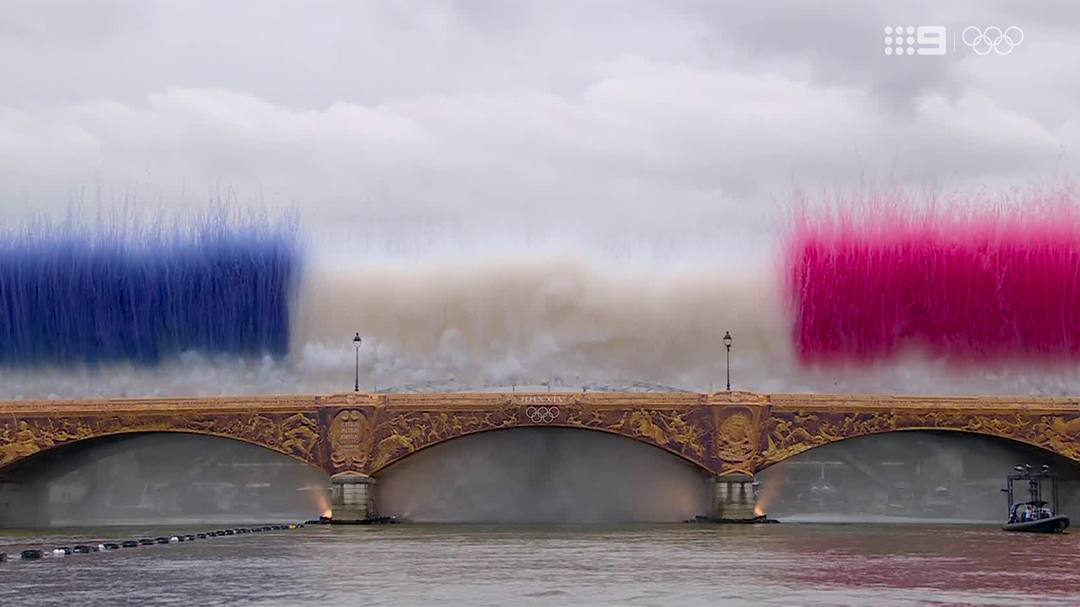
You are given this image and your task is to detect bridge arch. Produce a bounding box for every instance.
[370,424,712,522]
[757,415,1080,473]
[0,430,331,528]
[0,408,328,477]
[368,423,714,476]
[753,427,1080,521]
[0,428,326,478]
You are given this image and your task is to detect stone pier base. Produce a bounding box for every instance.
[329,472,376,523]
[708,474,758,521]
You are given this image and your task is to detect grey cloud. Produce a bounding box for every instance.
[0,0,1077,248]
[0,0,150,43]
[673,0,965,109]
[984,0,1080,31]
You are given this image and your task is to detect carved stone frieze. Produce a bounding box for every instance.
[759,406,1080,469]
[367,395,712,473]
[1,391,1079,477]
[0,407,326,471]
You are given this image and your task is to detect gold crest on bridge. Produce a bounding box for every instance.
[713,405,761,474]
[328,409,374,471]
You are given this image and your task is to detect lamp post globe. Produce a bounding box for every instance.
[353,333,362,392]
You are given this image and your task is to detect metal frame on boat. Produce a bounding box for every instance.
[1002,464,1069,533]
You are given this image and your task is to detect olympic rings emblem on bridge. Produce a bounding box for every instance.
[525,405,560,424]
[962,26,1023,55]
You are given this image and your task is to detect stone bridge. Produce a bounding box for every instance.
[2,391,1079,521]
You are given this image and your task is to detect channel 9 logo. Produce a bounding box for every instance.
[884,25,1022,56]
[884,26,945,56]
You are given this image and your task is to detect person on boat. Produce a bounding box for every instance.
[1019,506,1031,522]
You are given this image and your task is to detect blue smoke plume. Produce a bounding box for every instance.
[0,207,301,366]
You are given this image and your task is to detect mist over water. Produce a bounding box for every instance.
[756,431,1080,523]
[375,427,710,523]
[0,433,329,528]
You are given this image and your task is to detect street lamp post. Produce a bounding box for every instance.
[723,331,732,391]
[353,333,362,392]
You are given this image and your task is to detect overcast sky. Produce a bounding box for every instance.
[1,0,1078,251]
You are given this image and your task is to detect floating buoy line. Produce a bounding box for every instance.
[1,523,305,562]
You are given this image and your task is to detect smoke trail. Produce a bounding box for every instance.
[0,433,328,527]
[0,206,300,366]
[279,249,1080,396]
[2,183,1080,398]
[374,427,709,522]
[786,183,1080,366]
[1,263,1079,398]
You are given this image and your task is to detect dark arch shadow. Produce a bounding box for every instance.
[0,432,329,528]
[370,424,712,476]
[756,429,1080,522]
[373,426,712,523]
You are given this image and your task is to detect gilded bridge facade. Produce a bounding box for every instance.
[2,391,1080,519]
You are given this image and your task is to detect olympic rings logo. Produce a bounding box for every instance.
[962,26,1023,55]
[525,405,560,424]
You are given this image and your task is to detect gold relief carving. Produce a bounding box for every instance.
[1032,416,1080,462]
[621,408,708,464]
[762,412,875,465]
[370,404,521,472]
[7,392,1080,477]
[560,398,619,431]
[280,413,322,460]
[371,414,428,471]
[759,407,1080,469]
[0,409,326,471]
[715,407,756,463]
[368,398,711,472]
[562,397,610,428]
[329,409,373,470]
[0,415,103,468]
[544,399,709,464]
[0,420,45,467]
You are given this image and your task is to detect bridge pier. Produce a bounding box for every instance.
[708,474,758,521]
[329,472,377,523]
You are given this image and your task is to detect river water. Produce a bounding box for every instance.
[1,523,1077,606]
